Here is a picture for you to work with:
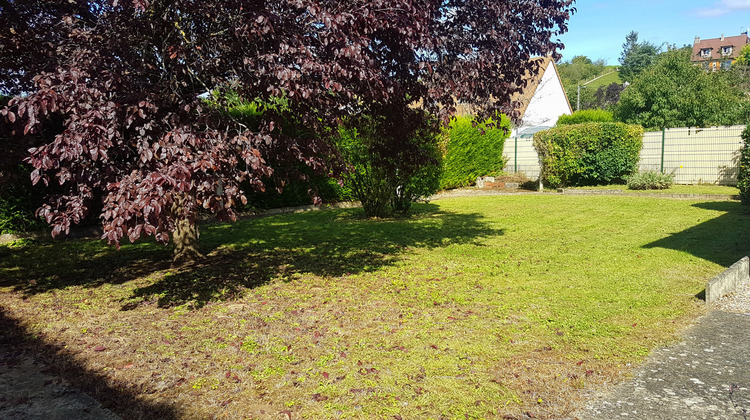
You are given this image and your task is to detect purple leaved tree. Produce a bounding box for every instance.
[1,0,573,263]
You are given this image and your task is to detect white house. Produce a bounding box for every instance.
[505,57,572,178]
[510,56,572,137]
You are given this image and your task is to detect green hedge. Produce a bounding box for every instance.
[556,109,613,125]
[533,122,644,188]
[440,115,510,189]
[738,125,750,204]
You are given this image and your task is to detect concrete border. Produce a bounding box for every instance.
[558,188,739,201]
[705,256,750,304]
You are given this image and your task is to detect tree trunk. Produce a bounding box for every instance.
[172,217,204,266]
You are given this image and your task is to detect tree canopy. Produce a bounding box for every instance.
[615,49,749,129]
[1,0,573,259]
[736,44,750,66]
[618,31,660,82]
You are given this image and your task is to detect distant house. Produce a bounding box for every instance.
[451,57,571,180]
[691,32,750,72]
[509,56,572,137]
[505,57,572,179]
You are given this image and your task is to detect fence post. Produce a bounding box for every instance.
[660,128,666,174]
[514,136,518,172]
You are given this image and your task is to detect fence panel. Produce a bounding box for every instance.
[505,125,745,185]
[503,135,541,178]
[640,125,744,185]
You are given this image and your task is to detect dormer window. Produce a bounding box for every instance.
[721,46,733,55]
[700,48,712,58]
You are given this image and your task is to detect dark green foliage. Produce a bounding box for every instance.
[440,115,510,189]
[556,109,613,125]
[738,125,750,204]
[615,49,748,129]
[337,113,442,218]
[593,83,625,110]
[557,55,609,110]
[619,31,660,82]
[212,93,350,210]
[0,166,45,234]
[533,122,644,188]
[627,170,675,190]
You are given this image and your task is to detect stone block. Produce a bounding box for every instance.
[705,256,749,304]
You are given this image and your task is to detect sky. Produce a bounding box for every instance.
[557,0,750,65]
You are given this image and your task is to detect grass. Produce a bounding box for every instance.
[567,184,739,196]
[2,194,749,419]
[584,67,622,90]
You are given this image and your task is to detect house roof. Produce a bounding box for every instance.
[454,56,571,121]
[512,56,569,121]
[691,34,749,62]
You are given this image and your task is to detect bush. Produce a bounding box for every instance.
[627,170,674,190]
[533,122,643,188]
[738,125,750,204]
[337,112,442,217]
[441,115,510,189]
[210,92,351,210]
[0,167,46,234]
[556,109,613,125]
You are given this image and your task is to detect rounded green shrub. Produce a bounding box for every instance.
[440,115,510,189]
[556,109,613,126]
[533,122,644,188]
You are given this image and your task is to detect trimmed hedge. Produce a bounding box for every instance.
[556,109,613,125]
[738,124,750,204]
[440,115,510,189]
[533,122,644,188]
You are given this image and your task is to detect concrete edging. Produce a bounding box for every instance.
[705,256,750,304]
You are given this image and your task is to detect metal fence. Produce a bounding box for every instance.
[638,125,745,185]
[503,133,541,179]
[503,125,746,185]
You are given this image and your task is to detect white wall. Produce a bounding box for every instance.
[516,63,572,131]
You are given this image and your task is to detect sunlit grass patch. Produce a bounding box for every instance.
[1,194,748,418]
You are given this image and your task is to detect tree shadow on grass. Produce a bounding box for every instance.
[125,203,503,308]
[643,201,750,268]
[0,236,173,296]
[0,308,181,420]
[1,204,502,308]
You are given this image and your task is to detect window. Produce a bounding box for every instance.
[701,48,712,58]
[721,60,732,70]
[721,46,733,55]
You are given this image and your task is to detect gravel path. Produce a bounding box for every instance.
[577,284,750,420]
[0,333,120,420]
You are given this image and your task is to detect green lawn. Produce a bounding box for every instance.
[1,194,748,419]
[584,67,622,89]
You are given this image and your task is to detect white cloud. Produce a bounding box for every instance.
[693,0,750,17]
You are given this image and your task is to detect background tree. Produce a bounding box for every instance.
[615,49,748,129]
[736,44,750,66]
[593,83,625,109]
[557,55,607,109]
[618,31,660,82]
[2,0,573,262]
